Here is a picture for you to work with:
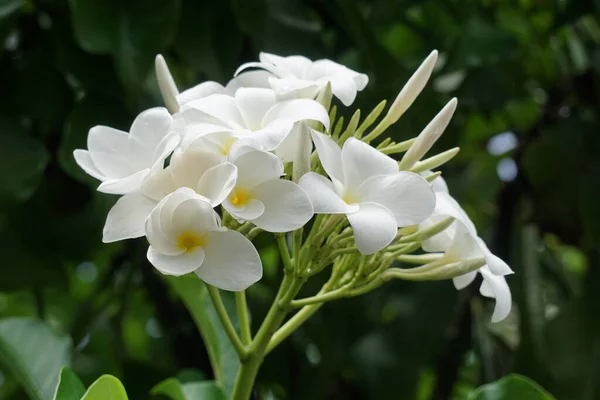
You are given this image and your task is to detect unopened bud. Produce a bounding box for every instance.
[155,54,180,114]
[384,50,438,125]
[315,82,333,113]
[399,98,458,170]
[411,147,460,173]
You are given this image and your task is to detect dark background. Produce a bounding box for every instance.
[1,0,599,399]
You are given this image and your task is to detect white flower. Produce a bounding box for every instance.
[74,108,179,195]
[434,221,512,322]
[235,52,368,106]
[418,177,513,322]
[223,149,314,232]
[177,87,330,155]
[102,149,237,243]
[145,188,262,291]
[299,131,435,254]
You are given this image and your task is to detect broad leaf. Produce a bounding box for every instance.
[0,318,72,400]
[164,275,241,397]
[0,119,49,206]
[151,377,226,400]
[53,367,86,400]
[469,374,555,400]
[81,375,128,400]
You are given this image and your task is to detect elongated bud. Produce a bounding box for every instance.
[355,100,387,138]
[411,147,460,173]
[382,257,485,282]
[397,216,455,244]
[399,98,457,170]
[155,54,180,114]
[315,82,333,112]
[293,123,312,182]
[383,50,438,125]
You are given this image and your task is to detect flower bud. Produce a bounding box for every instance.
[155,54,180,114]
[399,98,457,171]
[384,50,438,125]
[410,147,460,173]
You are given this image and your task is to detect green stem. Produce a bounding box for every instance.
[231,275,303,400]
[265,303,323,355]
[276,234,293,273]
[236,291,252,345]
[206,285,247,359]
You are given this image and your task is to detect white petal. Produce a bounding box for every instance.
[430,175,449,193]
[234,61,285,79]
[341,138,398,190]
[420,215,455,252]
[347,202,397,255]
[171,198,221,233]
[251,179,313,232]
[128,107,173,169]
[479,267,512,322]
[225,70,272,94]
[183,94,245,129]
[196,162,238,207]
[157,188,206,239]
[103,193,157,243]
[262,99,330,131]
[224,198,265,221]
[87,126,131,179]
[434,192,477,235]
[357,171,435,226]
[148,246,205,276]
[268,77,320,98]
[169,149,223,189]
[233,150,283,189]
[196,230,262,291]
[251,120,294,150]
[235,88,277,131]
[145,196,183,256]
[444,221,482,261]
[97,169,150,195]
[453,271,477,290]
[177,81,226,106]
[477,238,514,276]
[353,73,369,91]
[151,132,180,172]
[310,129,344,184]
[298,172,358,214]
[274,124,299,162]
[73,149,105,181]
[328,75,359,106]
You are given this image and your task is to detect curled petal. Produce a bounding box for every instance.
[196,162,238,207]
[477,238,514,276]
[196,230,263,291]
[87,126,131,179]
[103,193,157,243]
[348,202,398,255]
[177,81,226,106]
[73,149,104,181]
[128,107,174,169]
[252,179,314,232]
[225,198,265,222]
[298,172,358,214]
[479,267,512,323]
[262,99,330,131]
[452,271,477,290]
[310,129,343,184]
[148,246,205,276]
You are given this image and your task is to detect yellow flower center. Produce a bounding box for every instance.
[230,189,251,207]
[221,138,237,156]
[176,231,206,252]
[342,192,358,204]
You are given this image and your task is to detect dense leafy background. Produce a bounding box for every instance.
[0,0,599,398]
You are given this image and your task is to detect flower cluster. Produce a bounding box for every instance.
[75,51,513,321]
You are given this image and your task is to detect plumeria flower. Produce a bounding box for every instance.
[417,177,513,322]
[299,130,435,254]
[235,52,368,106]
[176,87,329,155]
[223,149,313,232]
[74,108,179,195]
[102,149,237,243]
[433,221,512,322]
[419,177,513,276]
[146,188,262,291]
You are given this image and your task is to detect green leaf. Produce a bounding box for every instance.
[81,375,128,400]
[0,118,49,206]
[53,367,86,400]
[469,374,555,400]
[164,275,241,397]
[69,0,181,90]
[0,318,72,400]
[151,378,226,400]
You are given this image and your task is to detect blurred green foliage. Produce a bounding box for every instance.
[0,0,600,398]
